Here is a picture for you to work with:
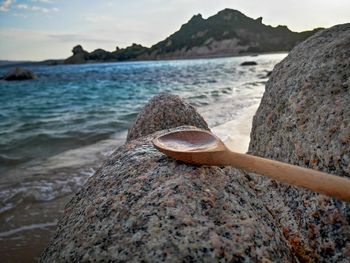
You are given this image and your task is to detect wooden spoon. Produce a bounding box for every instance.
[152,129,350,201]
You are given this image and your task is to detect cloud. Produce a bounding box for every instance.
[13,12,27,17]
[17,3,28,9]
[0,0,15,12]
[16,3,58,13]
[48,33,116,44]
[31,0,53,3]
[84,14,116,23]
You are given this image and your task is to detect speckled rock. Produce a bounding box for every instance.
[127,93,209,142]
[40,94,295,262]
[40,126,294,262]
[249,24,350,262]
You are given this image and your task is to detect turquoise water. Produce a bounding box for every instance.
[0,55,283,171]
[0,54,286,217]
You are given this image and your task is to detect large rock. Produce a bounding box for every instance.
[3,67,36,81]
[249,24,350,261]
[127,93,209,141]
[40,94,296,262]
[40,125,294,262]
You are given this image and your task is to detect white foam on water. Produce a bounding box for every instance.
[212,103,260,153]
[0,221,58,238]
[0,131,127,214]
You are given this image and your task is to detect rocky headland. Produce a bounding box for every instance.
[40,24,349,262]
[64,8,322,64]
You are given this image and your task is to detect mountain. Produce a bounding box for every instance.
[64,8,323,64]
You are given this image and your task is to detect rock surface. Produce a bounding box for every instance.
[127,93,209,142]
[3,67,36,81]
[40,126,294,262]
[40,94,294,262]
[249,24,350,262]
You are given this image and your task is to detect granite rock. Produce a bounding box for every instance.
[40,94,295,262]
[249,24,350,262]
[127,93,209,142]
[3,67,36,81]
[40,126,294,262]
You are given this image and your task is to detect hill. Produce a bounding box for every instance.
[64,8,322,64]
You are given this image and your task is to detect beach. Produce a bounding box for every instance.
[0,53,287,262]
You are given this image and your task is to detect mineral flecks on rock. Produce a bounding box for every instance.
[249,24,350,262]
[127,93,209,142]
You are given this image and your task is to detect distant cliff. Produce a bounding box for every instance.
[64,8,322,64]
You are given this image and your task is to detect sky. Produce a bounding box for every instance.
[0,0,349,61]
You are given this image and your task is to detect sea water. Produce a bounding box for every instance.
[0,53,286,260]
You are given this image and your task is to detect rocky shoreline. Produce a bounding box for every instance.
[40,24,349,262]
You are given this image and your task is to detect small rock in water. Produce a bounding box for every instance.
[3,67,36,81]
[240,61,257,66]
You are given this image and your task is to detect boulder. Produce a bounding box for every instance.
[40,94,295,262]
[249,24,350,262]
[240,61,257,66]
[39,127,295,262]
[127,93,209,142]
[3,67,36,81]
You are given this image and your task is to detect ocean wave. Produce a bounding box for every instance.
[0,221,58,238]
[0,132,125,215]
[0,172,93,215]
[0,131,116,169]
[0,154,24,166]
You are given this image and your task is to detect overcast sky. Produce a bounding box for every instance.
[0,0,349,61]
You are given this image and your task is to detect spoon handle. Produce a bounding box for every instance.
[221,151,350,201]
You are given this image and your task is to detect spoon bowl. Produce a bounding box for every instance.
[153,129,225,152]
[152,129,350,201]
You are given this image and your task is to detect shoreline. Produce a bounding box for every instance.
[0,51,288,69]
[212,103,259,153]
